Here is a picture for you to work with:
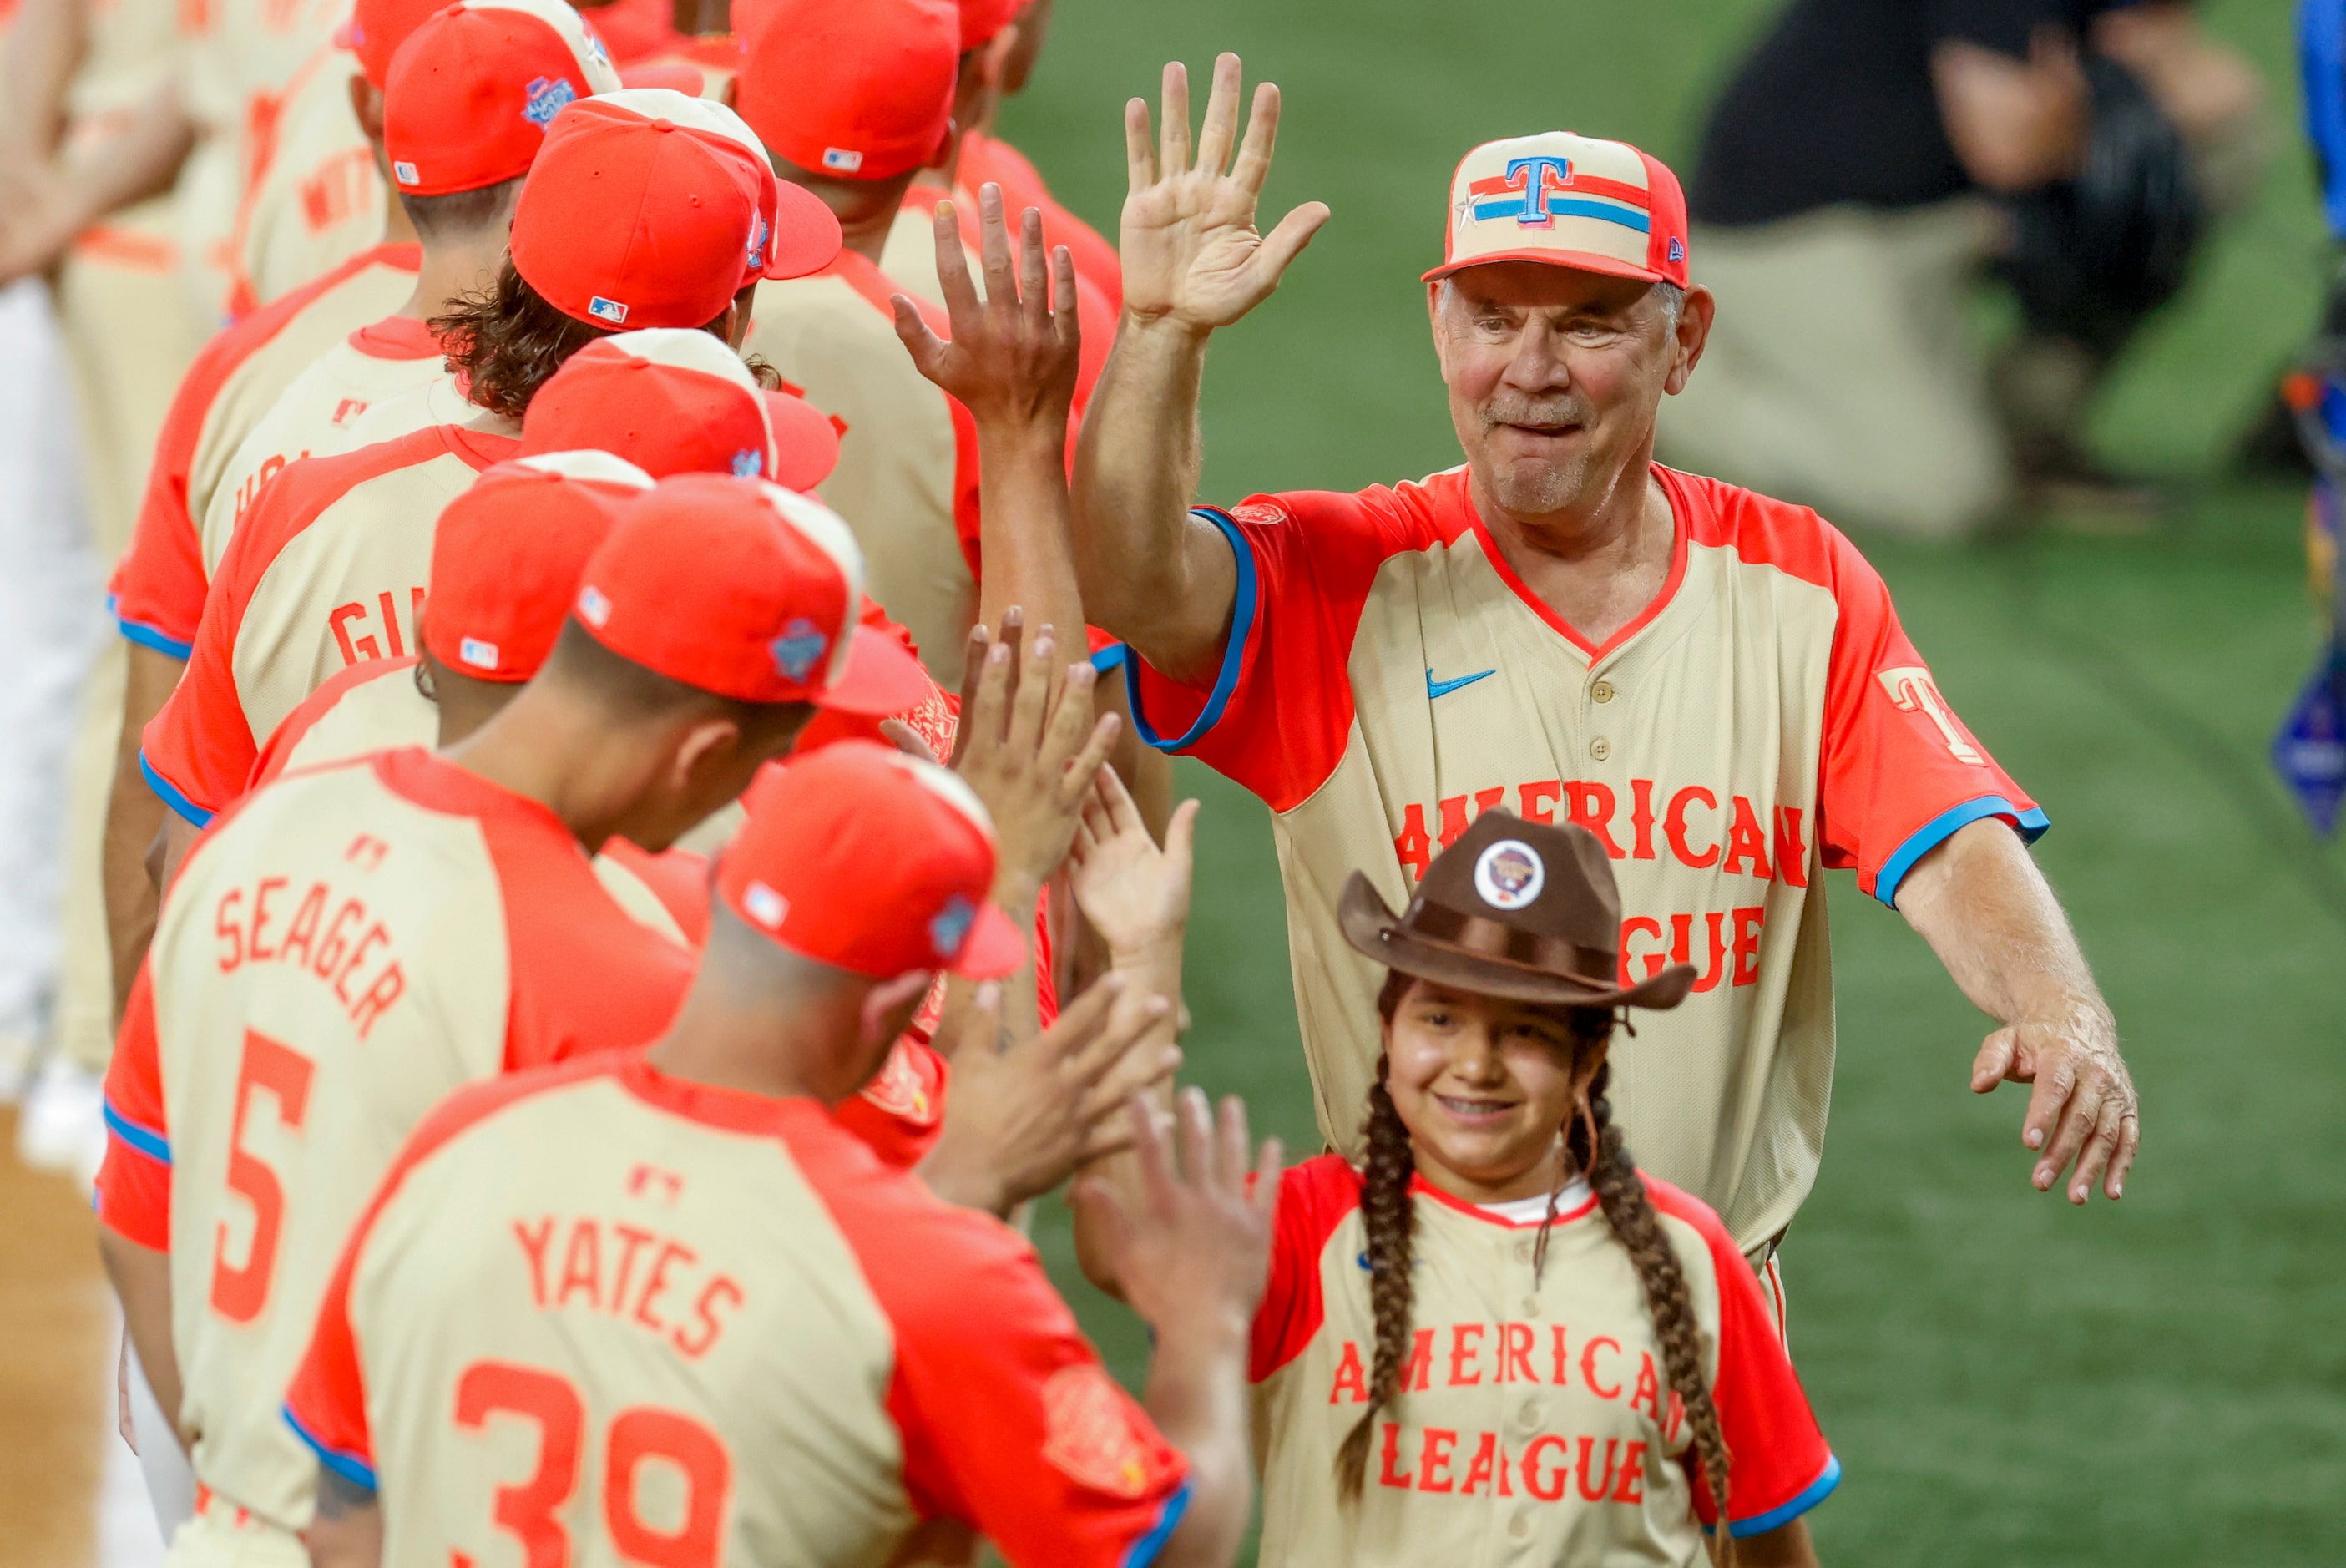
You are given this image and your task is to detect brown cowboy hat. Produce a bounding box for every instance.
[1340,810,1694,1012]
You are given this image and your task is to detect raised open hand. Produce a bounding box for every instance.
[1120,53,1330,332]
[1069,766,1199,963]
[950,609,1121,893]
[890,185,1082,429]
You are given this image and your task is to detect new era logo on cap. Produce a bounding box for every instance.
[822,147,864,173]
[523,74,577,127]
[588,296,629,325]
[392,160,420,185]
[458,636,501,670]
[742,880,788,928]
[578,584,613,626]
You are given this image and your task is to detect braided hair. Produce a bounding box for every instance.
[1335,973,1736,1559]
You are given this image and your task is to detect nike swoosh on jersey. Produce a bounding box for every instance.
[1427,668,1496,700]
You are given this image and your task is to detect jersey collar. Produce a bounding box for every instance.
[347,315,442,361]
[1461,462,1691,665]
[1410,1171,1601,1231]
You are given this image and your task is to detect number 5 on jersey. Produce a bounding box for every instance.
[211,1029,316,1323]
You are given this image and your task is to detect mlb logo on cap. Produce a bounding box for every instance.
[1424,130,1691,290]
[589,296,629,325]
[392,160,420,185]
[459,636,501,670]
[822,147,865,173]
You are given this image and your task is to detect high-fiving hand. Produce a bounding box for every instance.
[1120,53,1331,333]
[891,185,1082,429]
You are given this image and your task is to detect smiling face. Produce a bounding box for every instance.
[1431,261,1709,527]
[1382,977,1612,1204]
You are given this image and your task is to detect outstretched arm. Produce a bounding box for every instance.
[1898,818,2137,1204]
[1070,53,1327,685]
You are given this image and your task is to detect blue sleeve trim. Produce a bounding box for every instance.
[1120,507,1257,756]
[139,751,214,828]
[118,618,194,660]
[1873,796,2050,910]
[1088,641,1129,674]
[1120,1478,1192,1568]
[283,1406,378,1493]
[103,1102,170,1166]
[1729,1453,1840,1538]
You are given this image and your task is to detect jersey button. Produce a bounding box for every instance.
[1591,678,1615,703]
[1590,736,1612,762]
[1508,1510,1534,1541]
[1519,1294,1540,1319]
[1515,1398,1543,1432]
[1512,1238,1534,1265]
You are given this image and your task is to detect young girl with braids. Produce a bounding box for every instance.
[1074,807,1838,1567]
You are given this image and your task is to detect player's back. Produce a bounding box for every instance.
[295,1059,1015,1564]
[114,750,694,1527]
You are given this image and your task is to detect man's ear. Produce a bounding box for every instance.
[1662,284,1716,397]
[670,715,746,793]
[347,74,387,146]
[857,970,937,1050]
[1427,281,1452,367]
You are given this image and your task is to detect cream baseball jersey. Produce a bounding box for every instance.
[746,251,981,681]
[109,243,423,660]
[284,1054,1194,1566]
[205,317,452,565]
[140,418,520,823]
[1250,1157,1835,1565]
[1129,466,2045,1255]
[94,747,695,1530]
[246,656,705,945]
[232,42,386,311]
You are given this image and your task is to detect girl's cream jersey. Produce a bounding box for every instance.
[1250,1155,1838,1566]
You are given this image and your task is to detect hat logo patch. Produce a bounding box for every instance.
[1464,153,1652,236]
[392,160,419,185]
[769,617,828,682]
[1667,235,1685,263]
[731,448,763,478]
[928,893,976,959]
[523,76,577,129]
[588,296,629,325]
[1474,839,1545,911]
[458,636,500,670]
[747,212,768,271]
[578,584,613,627]
[581,27,609,68]
[742,880,787,929]
[821,147,865,173]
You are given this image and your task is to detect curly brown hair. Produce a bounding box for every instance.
[1335,971,1737,1560]
[431,261,774,421]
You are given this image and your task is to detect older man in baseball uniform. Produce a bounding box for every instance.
[1070,57,2139,1295]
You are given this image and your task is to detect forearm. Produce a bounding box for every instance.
[160,808,200,893]
[975,415,1085,645]
[1070,316,1229,680]
[1717,1518,1818,1567]
[1140,1316,1254,1568]
[97,1229,183,1447]
[0,0,85,159]
[57,84,194,226]
[306,1480,384,1568]
[105,648,181,1018]
[1898,818,2107,1028]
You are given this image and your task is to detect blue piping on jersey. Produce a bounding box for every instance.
[1727,1452,1841,1538]
[104,1101,170,1165]
[283,1405,378,1493]
[1873,797,2050,910]
[140,751,215,828]
[1121,1478,1192,1568]
[118,617,195,660]
[1122,507,1256,755]
[1090,641,1129,674]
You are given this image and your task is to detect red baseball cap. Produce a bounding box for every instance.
[735,0,958,183]
[340,0,461,89]
[572,473,930,714]
[424,451,655,681]
[382,0,624,198]
[956,0,1022,50]
[1424,132,1691,290]
[590,87,843,284]
[718,741,1026,979]
[518,329,841,488]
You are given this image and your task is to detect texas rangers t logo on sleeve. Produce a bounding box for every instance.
[1876,667,1985,765]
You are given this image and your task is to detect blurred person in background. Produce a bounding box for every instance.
[1661,0,2267,539]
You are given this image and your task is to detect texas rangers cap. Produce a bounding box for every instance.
[518,329,841,489]
[1424,131,1691,290]
[572,473,930,714]
[735,0,958,184]
[424,452,655,682]
[718,741,1027,979]
[382,0,623,197]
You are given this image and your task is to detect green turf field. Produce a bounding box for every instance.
[995,2,2346,1560]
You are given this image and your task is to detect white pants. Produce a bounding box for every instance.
[0,279,104,1073]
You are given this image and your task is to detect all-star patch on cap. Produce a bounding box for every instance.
[1424,131,1691,290]
[382,0,624,196]
[424,451,655,682]
[571,473,930,714]
[518,329,841,489]
[718,741,1027,979]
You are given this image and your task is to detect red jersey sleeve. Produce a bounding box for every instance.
[1813,530,2044,907]
[95,964,172,1248]
[831,1036,949,1169]
[1125,491,1424,812]
[786,1110,1190,1567]
[1644,1178,1838,1537]
[1249,1156,1363,1383]
[139,507,280,825]
[598,839,713,948]
[109,333,247,659]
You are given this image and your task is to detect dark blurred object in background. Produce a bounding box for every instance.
[1660,0,2266,538]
